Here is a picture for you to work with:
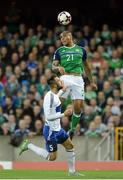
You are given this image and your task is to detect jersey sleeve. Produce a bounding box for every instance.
[82,48,87,62]
[57,89,64,97]
[53,49,60,61]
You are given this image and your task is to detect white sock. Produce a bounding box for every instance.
[28,143,49,159]
[66,149,75,173]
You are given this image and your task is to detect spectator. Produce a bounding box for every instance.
[10,52,20,69]
[91,52,107,69]
[0,47,10,68]
[106,97,114,107]
[18,45,27,61]
[3,96,15,115]
[89,98,102,115]
[85,85,97,101]
[94,115,107,136]
[5,74,20,96]
[102,122,115,137]
[27,90,38,107]
[29,68,39,84]
[83,106,95,129]
[103,81,113,98]
[97,91,106,109]
[108,50,123,70]
[0,122,10,135]
[0,106,8,126]
[22,99,34,117]
[8,114,16,133]
[33,119,43,135]
[23,115,33,130]
[10,119,29,147]
[85,121,100,137]
[102,105,112,124]
[101,24,111,40]
[0,32,8,47]
[36,75,50,97]
[27,52,38,71]
[33,105,42,121]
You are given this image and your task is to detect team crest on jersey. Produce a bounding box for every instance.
[75,49,80,52]
[61,50,66,52]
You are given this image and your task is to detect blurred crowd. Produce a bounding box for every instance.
[0,22,122,146]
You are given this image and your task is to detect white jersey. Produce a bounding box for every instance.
[43,90,64,131]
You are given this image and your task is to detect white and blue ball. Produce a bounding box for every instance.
[58,11,72,25]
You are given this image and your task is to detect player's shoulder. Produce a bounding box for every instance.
[44,91,51,99]
[44,91,56,98]
[55,46,65,53]
[76,44,86,51]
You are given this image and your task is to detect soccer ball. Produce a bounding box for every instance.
[57,11,72,25]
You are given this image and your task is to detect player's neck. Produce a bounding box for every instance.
[51,88,58,94]
[66,42,75,47]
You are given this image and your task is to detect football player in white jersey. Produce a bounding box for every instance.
[19,74,84,176]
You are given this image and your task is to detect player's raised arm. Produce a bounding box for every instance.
[52,49,65,75]
[52,60,60,73]
[52,60,65,75]
[52,48,60,73]
[83,60,97,90]
[82,47,97,90]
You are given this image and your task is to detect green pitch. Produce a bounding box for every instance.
[0,170,123,179]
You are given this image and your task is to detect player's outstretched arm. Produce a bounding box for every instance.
[83,60,97,90]
[46,109,72,121]
[44,91,71,121]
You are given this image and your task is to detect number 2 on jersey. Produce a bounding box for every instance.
[66,54,73,61]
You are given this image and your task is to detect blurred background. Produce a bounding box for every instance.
[0,0,123,163]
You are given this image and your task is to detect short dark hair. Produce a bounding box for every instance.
[47,74,57,86]
[60,31,72,38]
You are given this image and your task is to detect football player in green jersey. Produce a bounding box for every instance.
[52,31,97,139]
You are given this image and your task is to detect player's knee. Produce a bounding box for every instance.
[74,107,81,115]
[66,146,74,153]
[73,110,81,117]
[74,105,82,114]
[49,154,57,161]
[49,156,56,161]
[68,143,74,150]
[66,141,74,150]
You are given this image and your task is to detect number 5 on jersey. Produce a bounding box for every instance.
[49,144,53,152]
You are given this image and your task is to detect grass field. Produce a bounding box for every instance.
[0,170,123,179]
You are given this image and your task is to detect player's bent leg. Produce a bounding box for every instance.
[72,99,83,130]
[19,139,29,156]
[48,151,57,161]
[73,99,83,114]
[19,139,49,160]
[62,138,85,177]
[62,138,76,174]
[69,99,84,139]
[62,137,74,150]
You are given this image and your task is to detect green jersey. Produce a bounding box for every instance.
[53,44,87,74]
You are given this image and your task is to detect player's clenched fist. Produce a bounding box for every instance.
[64,109,73,116]
[58,66,65,75]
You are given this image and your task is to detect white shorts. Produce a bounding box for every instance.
[60,75,85,100]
